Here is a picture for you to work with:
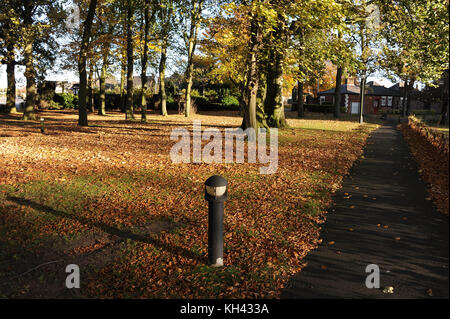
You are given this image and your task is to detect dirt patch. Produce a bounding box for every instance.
[134,218,182,235]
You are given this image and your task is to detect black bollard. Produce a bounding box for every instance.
[204,175,228,267]
[40,118,45,133]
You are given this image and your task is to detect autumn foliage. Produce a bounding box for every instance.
[0,111,376,298]
[400,116,449,216]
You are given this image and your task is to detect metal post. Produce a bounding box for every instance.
[40,117,45,133]
[204,175,227,267]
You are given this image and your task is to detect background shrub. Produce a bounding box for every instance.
[304,103,345,113]
[54,93,78,109]
[221,95,239,109]
[48,100,63,110]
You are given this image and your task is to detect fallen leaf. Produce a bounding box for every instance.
[382,286,394,294]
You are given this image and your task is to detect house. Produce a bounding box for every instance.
[317,78,403,114]
[39,80,80,95]
[130,75,155,92]
[71,83,79,95]
[55,81,72,93]
[95,76,119,91]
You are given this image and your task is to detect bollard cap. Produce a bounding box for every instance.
[40,117,44,122]
[205,175,227,201]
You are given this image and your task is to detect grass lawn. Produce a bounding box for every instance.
[0,110,377,298]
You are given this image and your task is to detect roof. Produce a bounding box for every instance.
[319,84,360,95]
[319,82,403,96]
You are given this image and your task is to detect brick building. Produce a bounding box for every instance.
[317,78,403,114]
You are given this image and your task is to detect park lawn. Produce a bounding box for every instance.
[0,110,377,298]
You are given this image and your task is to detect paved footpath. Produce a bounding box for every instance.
[281,122,449,298]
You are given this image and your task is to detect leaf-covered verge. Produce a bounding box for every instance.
[0,110,377,298]
[399,117,449,216]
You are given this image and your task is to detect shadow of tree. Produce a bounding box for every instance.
[6,196,206,264]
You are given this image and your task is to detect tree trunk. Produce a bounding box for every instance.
[78,0,97,126]
[359,75,366,124]
[159,42,168,116]
[99,54,107,115]
[265,50,287,128]
[141,73,148,120]
[401,80,407,117]
[140,1,150,122]
[6,58,16,114]
[184,44,194,117]
[23,38,36,120]
[256,72,269,129]
[237,81,247,126]
[88,58,94,112]
[406,79,414,115]
[184,0,203,117]
[242,14,260,132]
[125,1,134,120]
[334,67,342,118]
[120,56,126,112]
[297,81,304,118]
[439,73,449,126]
[290,85,298,112]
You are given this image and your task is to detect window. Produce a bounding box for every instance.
[381,96,386,106]
[320,96,325,105]
[387,96,393,106]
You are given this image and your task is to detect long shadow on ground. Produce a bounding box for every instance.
[5,196,205,265]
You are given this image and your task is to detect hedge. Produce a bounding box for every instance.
[53,93,78,109]
[407,116,449,155]
[303,103,346,113]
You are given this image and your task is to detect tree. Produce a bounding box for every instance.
[125,0,135,120]
[379,0,449,117]
[330,26,357,118]
[181,0,205,117]
[1,1,65,120]
[348,0,381,124]
[200,3,250,115]
[292,29,333,118]
[138,0,156,121]
[156,0,176,117]
[263,8,288,127]
[95,1,119,116]
[0,3,20,114]
[78,0,98,126]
